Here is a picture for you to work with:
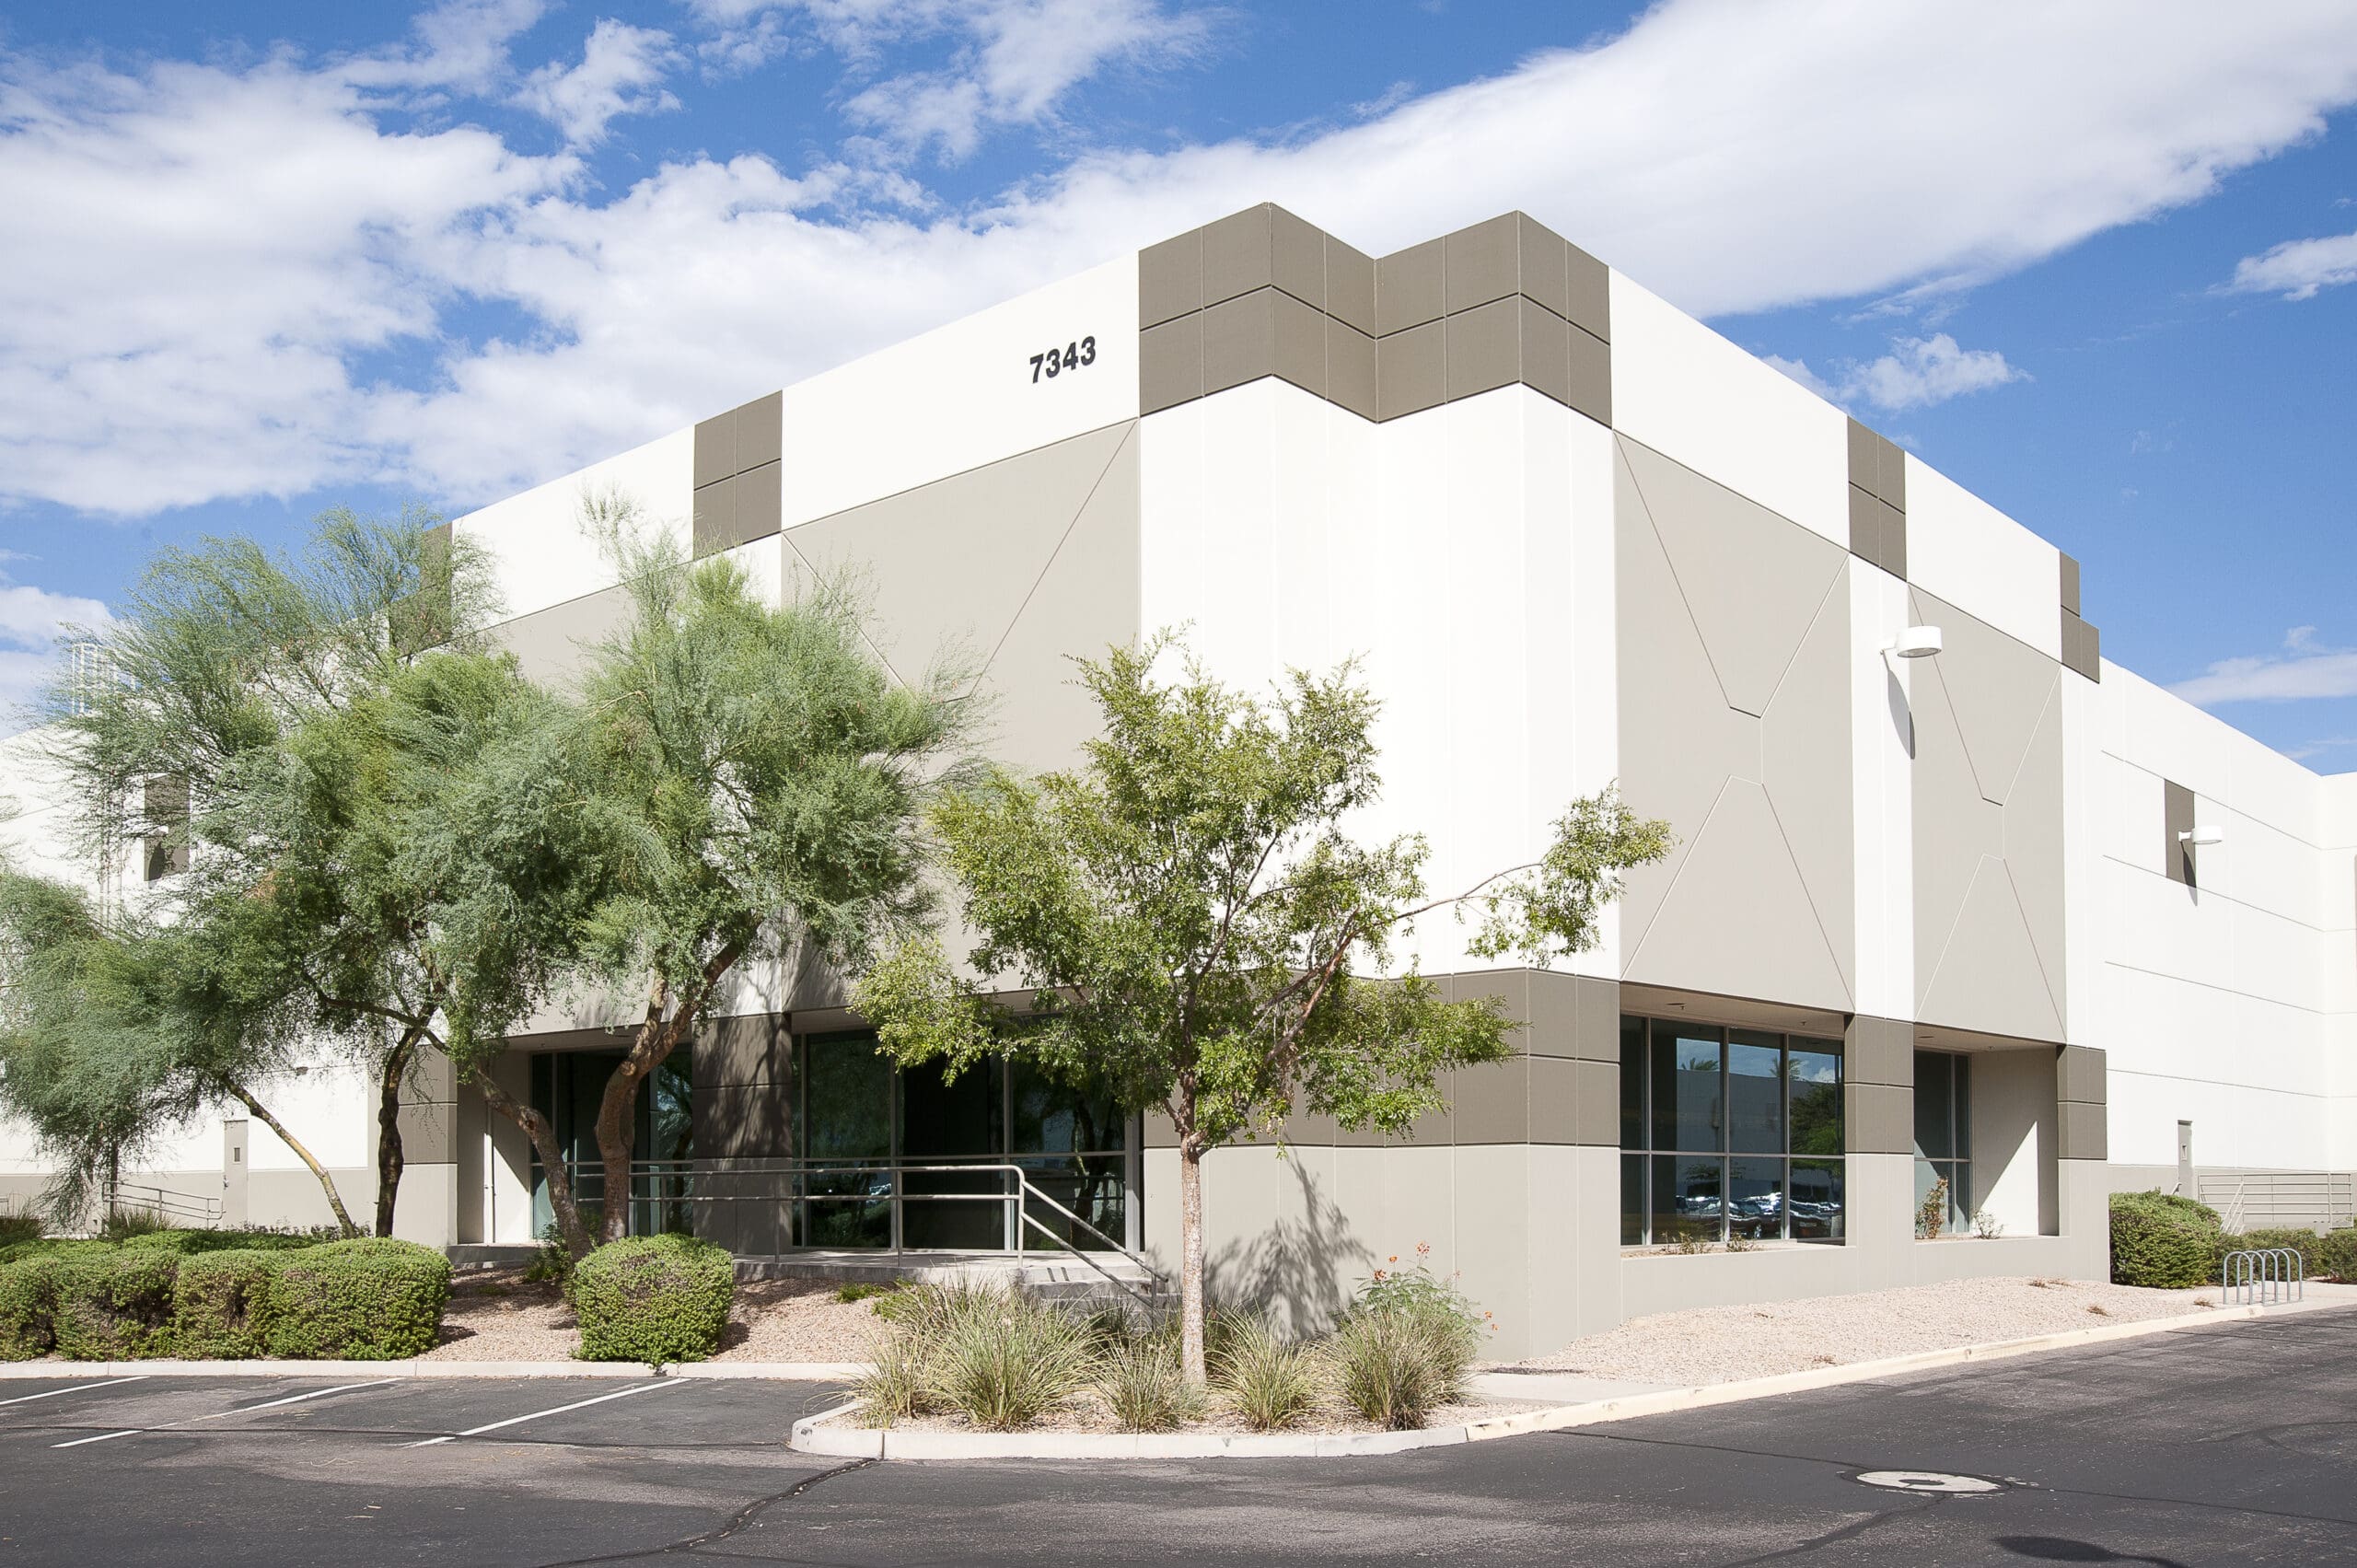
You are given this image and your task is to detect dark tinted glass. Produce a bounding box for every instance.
[1953,1053,1972,1156]
[805,1032,891,1161]
[1912,1050,1953,1159]
[1620,1016,1646,1149]
[1621,1152,1645,1245]
[1652,1155,1724,1245]
[1728,1156,1784,1239]
[1727,1034,1783,1154]
[1790,1158,1844,1241]
[1652,1025,1723,1153]
[1788,1043,1842,1156]
[1012,1061,1124,1153]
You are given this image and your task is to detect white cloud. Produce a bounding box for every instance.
[2171,627,2357,706]
[6,0,2357,518]
[515,19,679,145]
[2225,227,2357,299]
[338,0,550,93]
[1770,333,2027,413]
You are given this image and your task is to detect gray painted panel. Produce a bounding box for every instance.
[1376,238,1445,336]
[1443,214,1521,315]
[2164,778,2196,887]
[694,410,735,490]
[1202,288,1276,396]
[1271,287,1328,398]
[1140,313,1204,415]
[2059,1044,2107,1106]
[1517,297,1573,409]
[1565,244,1610,343]
[1451,1055,1529,1144]
[1325,235,1377,335]
[1269,205,1328,310]
[2059,552,2081,616]
[1620,436,1849,718]
[1200,205,1275,308]
[2061,610,2101,681]
[1515,214,1573,320]
[1846,419,1879,493]
[1328,318,1378,421]
[2057,1099,2108,1161]
[1444,296,1521,401]
[737,392,784,472]
[1846,1082,1912,1156]
[1377,319,1446,419]
[1845,1016,1913,1087]
[1566,324,1610,427]
[1138,230,1202,329]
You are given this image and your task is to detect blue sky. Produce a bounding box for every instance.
[3,1,2355,761]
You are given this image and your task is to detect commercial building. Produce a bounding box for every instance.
[6,204,2353,1358]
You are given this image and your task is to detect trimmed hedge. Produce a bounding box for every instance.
[572,1235,735,1365]
[2222,1226,2322,1281]
[171,1249,283,1360]
[52,1246,180,1359]
[2110,1190,2223,1289]
[122,1228,327,1258]
[2320,1228,2357,1283]
[0,1252,62,1360]
[261,1237,451,1361]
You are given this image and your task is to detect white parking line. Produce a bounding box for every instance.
[401,1380,676,1447]
[49,1379,397,1448]
[0,1377,148,1407]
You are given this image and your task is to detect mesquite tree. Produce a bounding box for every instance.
[855,638,1673,1384]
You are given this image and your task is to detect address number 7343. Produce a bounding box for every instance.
[1029,336,1097,382]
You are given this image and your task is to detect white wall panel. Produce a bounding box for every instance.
[1607,274,1849,549]
[1564,413,1620,978]
[458,427,694,624]
[1902,459,2062,660]
[780,258,1138,532]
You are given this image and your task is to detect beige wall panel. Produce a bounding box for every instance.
[1910,648,2003,998]
[1625,778,1853,1011]
[783,422,1134,691]
[1918,857,2066,1042]
[2003,691,2069,1009]
[490,582,632,690]
[1760,581,1858,999]
[968,430,1144,773]
[1449,1144,1528,1343]
[1614,459,1763,955]
[1913,587,2060,807]
[1619,436,1847,718]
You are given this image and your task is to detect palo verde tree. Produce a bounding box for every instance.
[853,637,1675,1384]
[550,506,975,1248]
[30,508,495,1235]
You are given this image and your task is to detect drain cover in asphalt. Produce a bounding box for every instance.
[1854,1470,2003,1493]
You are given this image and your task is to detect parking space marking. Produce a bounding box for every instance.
[0,1377,148,1407]
[401,1380,678,1447]
[49,1379,398,1448]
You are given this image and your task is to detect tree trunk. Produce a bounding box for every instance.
[374,1028,423,1237]
[1178,1137,1209,1386]
[593,948,739,1246]
[470,1066,593,1259]
[229,1083,360,1237]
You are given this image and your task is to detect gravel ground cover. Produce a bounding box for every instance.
[1495,1275,2217,1385]
[424,1267,882,1363]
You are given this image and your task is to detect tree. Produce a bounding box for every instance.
[30,509,495,1235]
[546,512,974,1247]
[854,638,1674,1384]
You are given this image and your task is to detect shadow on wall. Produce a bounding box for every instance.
[1202,1155,1376,1338]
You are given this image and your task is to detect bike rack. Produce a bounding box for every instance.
[2221,1247,2304,1307]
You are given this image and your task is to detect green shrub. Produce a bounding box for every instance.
[1213,1318,1320,1432]
[572,1235,735,1365]
[1095,1334,1201,1433]
[522,1222,575,1294]
[2223,1226,2323,1280]
[171,1249,284,1359]
[0,1252,61,1360]
[0,1211,41,1249]
[2318,1228,2357,1283]
[262,1237,451,1360]
[122,1228,326,1258]
[834,1280,898,1305]
[2110,1191,2224,1288]
[51,1246,180,1359]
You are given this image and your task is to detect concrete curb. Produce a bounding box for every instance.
[787,1295,2355,1462]
[0,1358,867,1382]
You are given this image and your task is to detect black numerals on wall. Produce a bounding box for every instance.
[1028,336,1097,383]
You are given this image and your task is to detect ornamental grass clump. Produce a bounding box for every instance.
[1327,1248,1486,1429]
[572,1235,736,1365]
[926,1284,1094,1431]
[1094,1332,1202,1433]
[1212,1318,1321,1432]
[2109,1191,2223,1289]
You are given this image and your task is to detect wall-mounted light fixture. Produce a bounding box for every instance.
[2178,824,2224,848]
[1885,626,1943,659]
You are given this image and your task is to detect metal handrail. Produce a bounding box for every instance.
[110,1182,223,1225]
[539,1155,1165,1310]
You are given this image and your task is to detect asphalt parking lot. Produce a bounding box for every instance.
[3,1307,2353,1567]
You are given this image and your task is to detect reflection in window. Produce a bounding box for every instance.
[1620,1017,1845,1247]
[1912,1050,1972,1236]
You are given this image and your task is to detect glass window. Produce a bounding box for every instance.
[1621,1015,1845,1249]
[1651,1024,1723,1154]
[802,1032,892,1249]
[1911,1050,1972,1238]
[1727,1033,1783,1154]
[1913,1049,1954,1160]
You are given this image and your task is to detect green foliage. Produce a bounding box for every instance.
[51,1246,180,1360]
[2223,1226,2323,1279]
[0,1211,41,1248]
[262,1237,451,1360]
[171,1249,283,1360]
[1917,1177,1951,1240]
[2318,1228,2357,1283]
[834,1280,899,1304]
[1212,1318,1321,1432]
[522,1223,578,1292]
[853,1328,928,1428]
[122,1227,324,1257]
[2109,1191,2223,1289]
[0,1253,63,1361]
[854,1281,1093,1431]
[855,634,1671,1382]
[1327,1249,1485,1430]
[571,1235,737,1365]
[100,1209,175,1241]
[1094,1334,1202,1432]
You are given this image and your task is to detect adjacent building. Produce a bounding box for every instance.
[6,204,2352,1359]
